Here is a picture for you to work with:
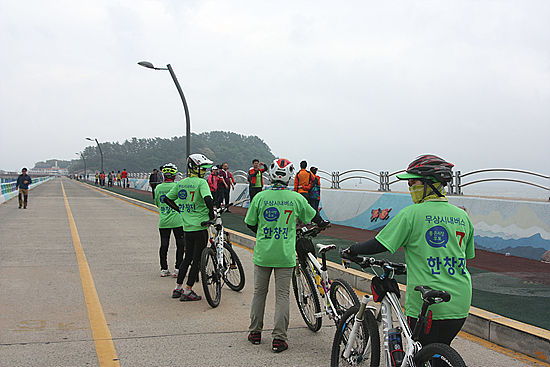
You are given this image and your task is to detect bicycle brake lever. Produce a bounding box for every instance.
[342,259,351,269]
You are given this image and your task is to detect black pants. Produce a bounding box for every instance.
[177,230,208,287]
[219,187,230,207]
[407,316,466,346]
[159,227,185,270]
[151,183,158,199]
[249,186,262,201]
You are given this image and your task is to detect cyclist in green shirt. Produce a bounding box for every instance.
[245,158,330,352]
[154,163,184,277]
[344,155,475,347]
[165,154,215,302]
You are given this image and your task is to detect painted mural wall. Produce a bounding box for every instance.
[319,188,550,261]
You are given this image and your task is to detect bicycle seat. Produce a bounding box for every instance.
[414,285,451,304]
[316,244,336,253]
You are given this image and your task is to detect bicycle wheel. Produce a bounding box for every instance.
[222,241,245,291]
[329,278,360,323]
[331,306,380,367]
[200,247,222,308]
[414,343,466,367]
[292,264,322,332]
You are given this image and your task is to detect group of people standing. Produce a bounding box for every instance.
[95,169,128,188]
[206,162,236,210]
[149,153,474,356]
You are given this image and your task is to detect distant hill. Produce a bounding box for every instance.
[69,131,276,175]
[34,159,72,169]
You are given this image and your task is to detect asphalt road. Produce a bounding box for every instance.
[0,177,546,366]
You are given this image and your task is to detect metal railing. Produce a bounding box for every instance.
[120,167,550,197]
[317,168,549,196]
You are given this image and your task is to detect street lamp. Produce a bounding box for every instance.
[138,61,191,175]
[86,137,103,173]
[77,152,86,180]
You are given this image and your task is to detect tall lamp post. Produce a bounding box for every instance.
[77,152,86,180]
[86,137,103,173]
[138,61,191,175]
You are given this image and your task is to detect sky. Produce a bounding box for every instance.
[1,1,549,191]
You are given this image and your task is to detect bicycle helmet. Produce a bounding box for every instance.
[161,163,178,181]
[269,158,295,185]
[396,154,454,183]
[187,153,213,177]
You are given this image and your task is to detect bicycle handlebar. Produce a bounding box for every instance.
[296,222,331,238]
[339,248,407,275]
[200,202,239,227]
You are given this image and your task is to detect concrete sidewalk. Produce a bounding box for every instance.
[0,178,547,366]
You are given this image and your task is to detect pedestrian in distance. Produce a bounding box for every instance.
[149,168,162,199]
[218,162,235,211]
[308,166,321,213]
[154,163,185,277]
[16,167,32,209]
[95,173,99,185]
[207,166,220,208]
[248,159,268,201]
[293,160,313,200]
[117,171,122,187]
[342,154,475,347]
[107,171,113,187]
[164,154,215,302]
[121,169,128,188]
[245,158,330,353]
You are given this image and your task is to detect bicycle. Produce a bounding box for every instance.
[331,250,466,367]
[200,203,246,308]
[292,225,360,332]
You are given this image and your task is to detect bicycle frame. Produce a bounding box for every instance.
[208,215,228,276]
[305,249,341,320]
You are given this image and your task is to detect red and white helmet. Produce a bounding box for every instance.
[269,158,295,184]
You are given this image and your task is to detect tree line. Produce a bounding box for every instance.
[69,131,276,174]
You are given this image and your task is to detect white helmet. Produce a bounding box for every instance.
[187,153,213,170]
[269,158,295,184]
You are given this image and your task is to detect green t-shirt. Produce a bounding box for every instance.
[155,182,184,229]
[244,188,317,267]
[166,177,212,232]
[375,201,475,320]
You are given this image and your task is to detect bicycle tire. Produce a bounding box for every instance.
[200,247,222,308]
[329,278,360,323]
[222,241,245,291]
[331,306,380,367]
[292,264,322,332]
[414,343,466,367]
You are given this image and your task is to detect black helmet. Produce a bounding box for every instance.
[396,154,454,183]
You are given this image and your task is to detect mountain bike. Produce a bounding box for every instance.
[332,250,466,367]
[200,203,245,308]
[292,225,360,332]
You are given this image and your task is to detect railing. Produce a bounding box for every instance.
[117,167,550,198]
[318,168,549,196]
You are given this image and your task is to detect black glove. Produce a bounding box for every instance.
[317,220,331,230]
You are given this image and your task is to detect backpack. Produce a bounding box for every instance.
[309,176,320,200]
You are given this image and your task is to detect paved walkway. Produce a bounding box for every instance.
[0,178,547,366]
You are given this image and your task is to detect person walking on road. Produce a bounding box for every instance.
[343,155,475,347]
[121,169,128,188]
[16,167,32,209]
[117,171,122,187]
[207,166,220,208]
[164,154,215,302]
[154,163,185,277]
[245,158,330,353]
[248,159,268,201]
[293,160,313,200]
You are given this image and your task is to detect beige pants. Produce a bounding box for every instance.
[18,189,29,207]
[249,265,293,341]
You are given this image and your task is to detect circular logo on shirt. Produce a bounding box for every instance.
[425,225,449,248]
[178,189,187,200]
[159,194,166,203]
[263,207,280,222]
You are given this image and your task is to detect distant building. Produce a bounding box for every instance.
[29,161,68,176]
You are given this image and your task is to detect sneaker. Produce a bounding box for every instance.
[172,288,183,298]
[18,205,22,209]
[160,269,171,277]
[272,339,288,353]
[172,269,179,277]
[248,332,261,345]
[180,289,201,301]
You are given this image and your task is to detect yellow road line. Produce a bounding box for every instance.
[61,179,120,367]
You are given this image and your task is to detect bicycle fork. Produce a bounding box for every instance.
[343,294,375,360]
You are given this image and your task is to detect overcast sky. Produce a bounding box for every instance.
[1,1,548,187]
